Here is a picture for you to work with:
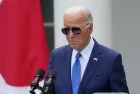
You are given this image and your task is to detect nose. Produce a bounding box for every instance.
[69,29,75,38]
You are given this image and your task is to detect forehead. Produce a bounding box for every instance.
[64,11,85,26]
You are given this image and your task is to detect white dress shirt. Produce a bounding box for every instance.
[71,37,94,80]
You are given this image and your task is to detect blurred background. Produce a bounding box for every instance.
[43,0,140,94]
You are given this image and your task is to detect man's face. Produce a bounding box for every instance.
[63,11,92,51]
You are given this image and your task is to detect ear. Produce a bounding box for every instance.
[88,23,93,34]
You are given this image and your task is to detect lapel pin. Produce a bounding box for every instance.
[93,58,98,62]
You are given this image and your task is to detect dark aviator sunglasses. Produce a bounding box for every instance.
[61,24,89,35]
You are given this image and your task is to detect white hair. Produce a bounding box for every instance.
[64,6,93,25]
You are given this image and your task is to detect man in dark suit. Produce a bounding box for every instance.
[44,6,129,94]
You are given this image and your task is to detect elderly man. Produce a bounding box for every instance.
[44,6,129,94]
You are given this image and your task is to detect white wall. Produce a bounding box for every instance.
[112,0,140,93]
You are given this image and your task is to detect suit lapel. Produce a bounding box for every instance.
[78,39,102,93]
[61,46,73,93]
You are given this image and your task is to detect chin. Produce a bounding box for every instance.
[70,45,76,48]
[70,45,79,50]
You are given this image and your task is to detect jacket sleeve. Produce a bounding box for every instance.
[110,54,129,93]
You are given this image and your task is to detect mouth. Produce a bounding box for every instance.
[69,41,78,44]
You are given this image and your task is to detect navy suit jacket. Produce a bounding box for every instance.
[44,39,129,94]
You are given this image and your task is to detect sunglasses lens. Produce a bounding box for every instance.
[61,27,81,35]
[72,27,81,34]
[61,28,70,35]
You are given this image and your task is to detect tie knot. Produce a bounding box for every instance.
[76,53,81,59]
